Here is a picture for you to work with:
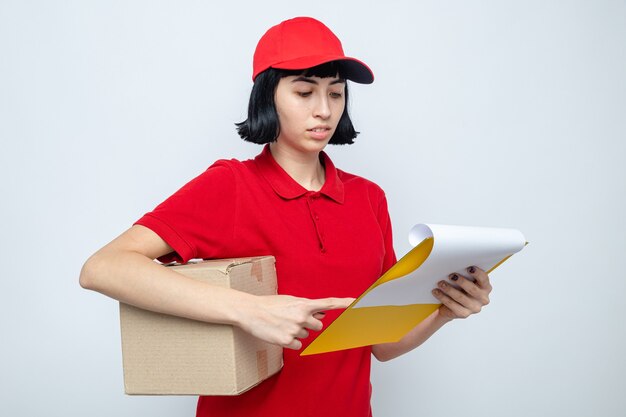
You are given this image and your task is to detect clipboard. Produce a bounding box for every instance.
[301,224,527,356]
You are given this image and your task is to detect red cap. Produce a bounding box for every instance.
[252,17,374,84]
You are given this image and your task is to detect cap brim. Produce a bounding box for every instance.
[271,55,374,84]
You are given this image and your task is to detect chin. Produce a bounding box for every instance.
[303,140,330,153]
[273,135,331,156]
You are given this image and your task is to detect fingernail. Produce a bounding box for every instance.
[468,266,476,274]
[439,281,447,288]
[449,274,459,281]
[432,289,440,296]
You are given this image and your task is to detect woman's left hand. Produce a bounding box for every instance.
[432,266,492,321]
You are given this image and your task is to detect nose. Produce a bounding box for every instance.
[313,95,331,120]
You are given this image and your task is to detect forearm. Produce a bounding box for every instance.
[80,247,354,349]
[371,309,452,362]
[80,249,249,326]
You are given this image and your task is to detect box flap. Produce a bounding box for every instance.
[167,256,272,274]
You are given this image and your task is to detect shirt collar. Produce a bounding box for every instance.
[254,144,345,204]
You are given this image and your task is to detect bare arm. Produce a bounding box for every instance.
[372,266,491,362]
[79,225,353,350]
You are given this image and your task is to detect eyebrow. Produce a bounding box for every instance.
[291,76,346,85]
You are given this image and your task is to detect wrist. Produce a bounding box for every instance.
[433,308,455,326]
[225,291,257,328]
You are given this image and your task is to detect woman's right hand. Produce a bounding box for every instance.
[234,295,354,350]
[80,225,353,351]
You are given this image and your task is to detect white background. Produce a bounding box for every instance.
[2,1,625,416]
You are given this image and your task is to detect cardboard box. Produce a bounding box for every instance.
[119,256,283,395]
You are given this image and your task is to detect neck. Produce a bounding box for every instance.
[269,143,326,191]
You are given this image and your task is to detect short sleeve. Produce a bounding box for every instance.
[134,161,237,264]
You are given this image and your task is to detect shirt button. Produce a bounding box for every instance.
[314,215,319,220]
[321,248,327,253]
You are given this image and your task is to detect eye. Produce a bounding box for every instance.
[329,91,343,99]
[297,91,312,97]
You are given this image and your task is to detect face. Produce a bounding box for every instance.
[273,74,346,155]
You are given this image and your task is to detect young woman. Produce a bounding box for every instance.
[80,16,492,417]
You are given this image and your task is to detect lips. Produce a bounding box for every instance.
[307,126,332,140]
[307,126,331,132]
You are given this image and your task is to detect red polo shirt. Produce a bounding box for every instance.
[135,145,396,417]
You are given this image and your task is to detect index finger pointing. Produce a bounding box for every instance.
[308,297,355,313]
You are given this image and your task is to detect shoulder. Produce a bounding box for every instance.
[337,168,387,201]
[193,157,254,184]
[164,158,248,200]
[206,158,243,174]
[178,151,269,196]
[208,156,260,177]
